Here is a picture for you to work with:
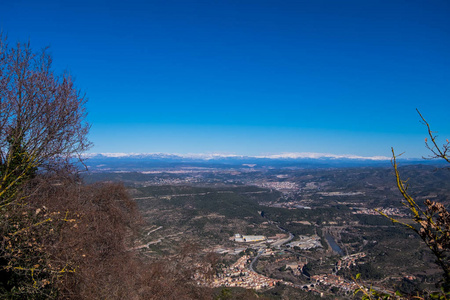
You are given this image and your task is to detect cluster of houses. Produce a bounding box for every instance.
[334,252,367,273]
[310,274,358,293]
[352,207,406,217]
[212,255,281,290]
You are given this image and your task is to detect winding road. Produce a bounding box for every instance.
[249,224,295,273]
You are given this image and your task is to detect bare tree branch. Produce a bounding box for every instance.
[384,112,450,294]
[417,108,450,163]
[0,35,91,205]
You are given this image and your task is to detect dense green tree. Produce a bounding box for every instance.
[0,135,37,202]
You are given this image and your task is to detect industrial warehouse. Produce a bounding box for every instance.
[234,234,267,243]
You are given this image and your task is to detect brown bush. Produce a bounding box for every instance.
[1,173,217,299]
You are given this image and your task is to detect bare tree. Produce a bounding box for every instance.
[374,111,450,298]
[0,36,216,299]
[0,36,91,298]
[0,35,90,205]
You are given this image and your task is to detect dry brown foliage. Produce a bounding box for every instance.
[1,174,138,298]
[2,174,217,299]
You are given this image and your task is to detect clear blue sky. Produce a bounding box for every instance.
[1,0,449,158]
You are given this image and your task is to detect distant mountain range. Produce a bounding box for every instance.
[81,152,441,172]
[84,152,391,161]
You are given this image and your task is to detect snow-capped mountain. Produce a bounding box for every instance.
[79,152,443,172]
[84,152,391,161]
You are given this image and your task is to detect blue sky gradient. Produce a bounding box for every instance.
[1,0,449,158]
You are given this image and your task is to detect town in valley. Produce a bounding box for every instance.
[84,154,449,299]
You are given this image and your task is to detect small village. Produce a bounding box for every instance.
[209,249,366,295]
[204,229,373,296]
[352,207,407,217]
[212,255,281,290]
